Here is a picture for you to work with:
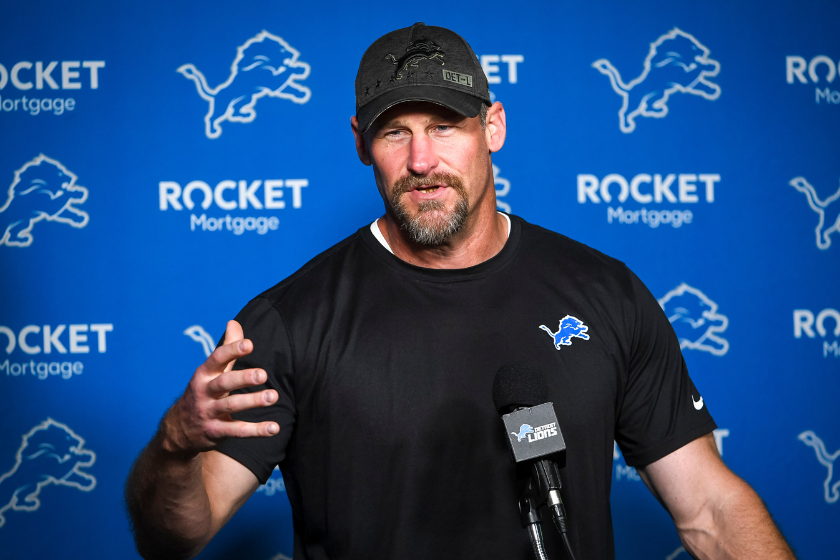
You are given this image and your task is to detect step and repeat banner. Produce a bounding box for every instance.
[1,1,838,559]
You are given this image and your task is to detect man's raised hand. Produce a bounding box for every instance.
[161,320,279,457]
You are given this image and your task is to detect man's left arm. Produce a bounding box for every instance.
[637,433,795,560]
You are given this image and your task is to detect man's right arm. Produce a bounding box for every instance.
[125,321,280,560]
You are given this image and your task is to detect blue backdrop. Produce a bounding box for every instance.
[1,1,838,559]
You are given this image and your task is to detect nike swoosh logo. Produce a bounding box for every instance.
[692,395,704,411]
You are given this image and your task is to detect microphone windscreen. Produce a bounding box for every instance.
[492,363,549,415]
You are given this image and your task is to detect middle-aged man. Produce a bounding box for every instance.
[126,23,795,560]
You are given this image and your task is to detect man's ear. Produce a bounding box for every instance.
[484,102,507,153]
[351,116,372,166]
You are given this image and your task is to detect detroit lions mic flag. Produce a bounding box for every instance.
[492,364,566,466]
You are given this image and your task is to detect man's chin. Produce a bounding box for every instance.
[397,207,468,246]
[413,217,455,237]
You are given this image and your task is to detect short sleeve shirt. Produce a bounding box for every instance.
[216,215,716,560]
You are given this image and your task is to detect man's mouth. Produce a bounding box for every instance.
[391,172,464,200]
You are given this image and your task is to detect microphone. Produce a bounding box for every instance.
[492,364,576,560]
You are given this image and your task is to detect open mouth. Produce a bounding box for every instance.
[393,171,463,199]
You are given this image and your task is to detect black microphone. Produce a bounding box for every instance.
[492,364,576,560]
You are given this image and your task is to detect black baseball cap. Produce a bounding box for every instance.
[355,22,491,132]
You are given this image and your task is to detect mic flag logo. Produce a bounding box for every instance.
[0,419,96,527]
[512,424,534,442]
[798,430,840,504]
[592,28,721,133]
[0,154,88,247]
[178,30,311,139]
[790,177,840,250]
[539,315,590,350]
[502,404,566,464]
[659,284,729,356]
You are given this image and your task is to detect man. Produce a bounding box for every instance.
[126,23,794,560]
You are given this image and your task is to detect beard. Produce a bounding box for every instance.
[389,172,470,246]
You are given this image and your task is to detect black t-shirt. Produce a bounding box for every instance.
[217,215,716,560]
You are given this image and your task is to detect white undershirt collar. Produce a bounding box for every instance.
[370,212,511,255]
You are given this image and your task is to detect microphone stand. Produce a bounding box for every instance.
[519,480,549,560]
[519,460,578,560]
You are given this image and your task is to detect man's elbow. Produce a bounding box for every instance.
[126,502,211,560]
[124,471,210,560]
[678,476,794,559]
[130,525,207,560]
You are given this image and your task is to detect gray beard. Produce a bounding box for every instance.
[392,196,469,246]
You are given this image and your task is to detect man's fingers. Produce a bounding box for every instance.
[223,319,244,344]
[213,390,278,416]
[204,337,253,373]
[222,320,245,373]
[206,368,267,397]
[210,419,279,439]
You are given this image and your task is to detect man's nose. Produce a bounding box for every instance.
[406,134,439,176]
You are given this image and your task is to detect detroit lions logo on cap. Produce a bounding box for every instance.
[384,38,445,81]
[539,315,590,350]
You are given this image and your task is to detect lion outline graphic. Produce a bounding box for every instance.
[0,154,89,248]
[798,430,840,504]
[658,283,729,356]
[184,325,215,358]
[790,176,840,250]
[593,28,721,133]
[0,418,96,527]
[178,30,311,139]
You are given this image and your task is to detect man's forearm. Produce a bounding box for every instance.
[125,427,213,560]
[125,325,277,559]
[679,478,795,560]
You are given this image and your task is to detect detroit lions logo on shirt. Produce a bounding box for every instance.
[539,315,590,349]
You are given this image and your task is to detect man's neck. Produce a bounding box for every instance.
[376,204,508,269]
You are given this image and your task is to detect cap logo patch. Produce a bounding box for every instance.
[384,38,445,81]
[442,69,473,87]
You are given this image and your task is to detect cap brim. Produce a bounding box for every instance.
[357,85,485,132]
